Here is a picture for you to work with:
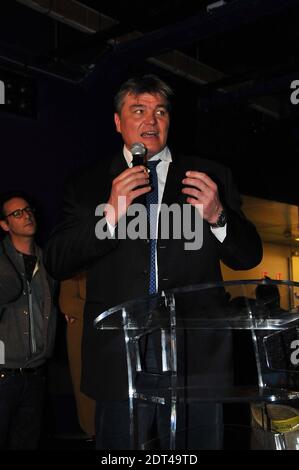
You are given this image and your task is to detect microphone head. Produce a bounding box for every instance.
[131,142,147,158]
[131,142,147,167]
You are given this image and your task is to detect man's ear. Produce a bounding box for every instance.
[0,220,9,233]
[114,113,121,134]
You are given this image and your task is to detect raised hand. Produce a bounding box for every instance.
[104,166,150,226]
[182,171,223,224]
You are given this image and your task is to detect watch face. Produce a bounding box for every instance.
[217,211,227,227]
[210,210,227,227]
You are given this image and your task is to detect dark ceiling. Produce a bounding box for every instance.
[1,0,299,205]
[1,0,299,87]
[1,0,299,122]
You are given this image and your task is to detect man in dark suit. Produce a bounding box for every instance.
[44,74,263,449]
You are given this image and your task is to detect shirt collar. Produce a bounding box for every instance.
[123,145,172,167]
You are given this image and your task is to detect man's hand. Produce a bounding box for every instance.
[104,166,150,226]
[182,171,223,224]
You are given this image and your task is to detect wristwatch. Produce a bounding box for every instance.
[209,209,227,228]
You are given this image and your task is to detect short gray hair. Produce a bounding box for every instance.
[114,74,173,114]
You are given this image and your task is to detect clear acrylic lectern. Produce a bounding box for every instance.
[94,280,299,450]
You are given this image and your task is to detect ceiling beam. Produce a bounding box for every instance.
[16,0,118,34]
[86,0,299,77]
[149,52,281,118]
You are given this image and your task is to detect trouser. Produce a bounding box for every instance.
[0,366,46,449]
[95,398,223,450]
[95,341,224,450]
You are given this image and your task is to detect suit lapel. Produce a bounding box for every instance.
[109,152,128,178]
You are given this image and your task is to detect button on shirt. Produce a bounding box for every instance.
[106,146,227,291]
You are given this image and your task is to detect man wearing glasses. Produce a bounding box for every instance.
[0,192,57,449]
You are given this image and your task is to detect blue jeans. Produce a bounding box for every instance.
[0,368,46,449]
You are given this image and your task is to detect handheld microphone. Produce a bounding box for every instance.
[131,142,147,167]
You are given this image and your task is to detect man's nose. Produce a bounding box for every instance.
[146,112,157,124]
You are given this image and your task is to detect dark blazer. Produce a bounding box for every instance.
[44,152,263,400]
[0,237,57,368]
[0,249,22,305]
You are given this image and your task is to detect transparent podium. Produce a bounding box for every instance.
[94,280,299,450]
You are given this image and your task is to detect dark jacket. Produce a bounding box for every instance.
[0,250,22,304]
[44,153,263,399]
[0,237,57,368]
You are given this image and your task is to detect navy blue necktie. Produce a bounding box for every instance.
[146,160,160,294]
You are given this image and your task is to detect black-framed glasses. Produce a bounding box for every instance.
[5,206,35,219]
